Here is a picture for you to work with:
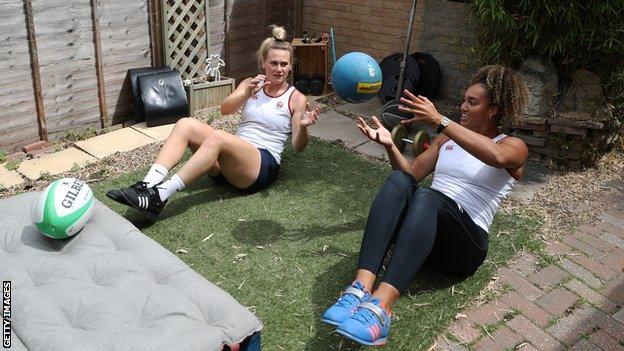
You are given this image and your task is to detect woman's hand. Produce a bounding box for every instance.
[300,103,320,127]
[247,74,271,96]
[356,116,393,147]
[397,90,443,127]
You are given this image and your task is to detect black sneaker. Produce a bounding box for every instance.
[115,182,167,219]
[106,181,148,206]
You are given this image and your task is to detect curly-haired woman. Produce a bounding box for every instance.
[322,65,530,346]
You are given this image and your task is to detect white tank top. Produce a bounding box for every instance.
[236,85,295,164]
[430,135,516,232]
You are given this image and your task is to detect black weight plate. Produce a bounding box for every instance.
[378,75,417,104]
[295,74,310,95]
[309,74,324,96]
[380,53,420,80]
[410,52,441,99]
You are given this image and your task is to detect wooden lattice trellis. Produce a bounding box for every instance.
[162,0,211,79]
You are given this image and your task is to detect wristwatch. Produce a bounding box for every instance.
[436,116,451,134]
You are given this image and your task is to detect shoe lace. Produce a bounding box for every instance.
[133,181,148,188]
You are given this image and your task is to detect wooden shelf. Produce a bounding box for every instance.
[290,35,330,94]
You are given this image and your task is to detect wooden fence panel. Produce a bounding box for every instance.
[0,1,41,152]
[99,0,151,124]
[2,0,300,153]
[32,0,100,138]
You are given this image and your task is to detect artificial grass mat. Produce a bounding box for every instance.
[95,138,540,350]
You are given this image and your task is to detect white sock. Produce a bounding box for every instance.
[143,164,169,187]
[156,174,185,201]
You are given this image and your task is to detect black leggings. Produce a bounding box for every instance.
[358,170,488,291]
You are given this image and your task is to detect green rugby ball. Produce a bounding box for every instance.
[32,178,94,239]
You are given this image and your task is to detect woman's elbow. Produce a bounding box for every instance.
[220,104,231,115]
[491,152,523,169]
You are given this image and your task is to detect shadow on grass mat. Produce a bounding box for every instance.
[95,139,541,350]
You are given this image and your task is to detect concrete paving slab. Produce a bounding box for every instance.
[310,110,368,148]
[508,160,555,203]
[0,166,24,189]
[353,140,389,161]
[75,127,155,159]
[336,98,384,119]
[18,147,97,180]
[306,93,331,102]
[131,122,175,142]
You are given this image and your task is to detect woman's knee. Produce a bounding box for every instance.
[386,170,416,191]
[412,187,444,208]
[200,129,226,149]
[172,117,195,135]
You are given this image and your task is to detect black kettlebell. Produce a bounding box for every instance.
[295,74,310,94]
[309,74,324,96]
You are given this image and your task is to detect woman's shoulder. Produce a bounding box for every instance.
[432,133,451,148]
[498,134,527,147]
[289,89,307,108]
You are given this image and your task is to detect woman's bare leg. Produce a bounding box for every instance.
[355,269,376,293]
[155,118,215,169]
[175,130,261,189]
[371,283,400,313]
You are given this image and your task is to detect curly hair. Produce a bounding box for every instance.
[256,25,293,71]
[468,65,529,129]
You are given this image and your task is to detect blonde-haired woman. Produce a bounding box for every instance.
[107,25,320,219]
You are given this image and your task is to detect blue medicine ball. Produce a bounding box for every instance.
[331,52,382,103]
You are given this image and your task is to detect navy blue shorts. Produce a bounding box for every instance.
[211,148,280,193]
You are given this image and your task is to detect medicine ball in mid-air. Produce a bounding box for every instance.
[331,52,382,103]
[32,177,94,239]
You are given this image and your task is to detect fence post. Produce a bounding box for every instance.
[148,0,164,67]
[23,0,48,142]
[90,0,109,128]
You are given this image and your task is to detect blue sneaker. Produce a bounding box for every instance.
[336,297,391,346]
[321,281,370,326]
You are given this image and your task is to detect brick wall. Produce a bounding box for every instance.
[302,0,427,64]
[420,0,479,110]
[302,0,479,114]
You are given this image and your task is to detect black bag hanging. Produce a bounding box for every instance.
[138,69,188,127]
[127,66,173,122]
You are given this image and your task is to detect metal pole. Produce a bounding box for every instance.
[396,0,418,100]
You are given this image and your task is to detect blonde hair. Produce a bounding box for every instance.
[468,65,529,129]
[256,25,293,70]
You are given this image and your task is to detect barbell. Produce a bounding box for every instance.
[391,124,430,156]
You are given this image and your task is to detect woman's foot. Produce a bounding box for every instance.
[336,297,391,346]
[321,281,370,326]
[106,181,147,206]
[106,182,167,220]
